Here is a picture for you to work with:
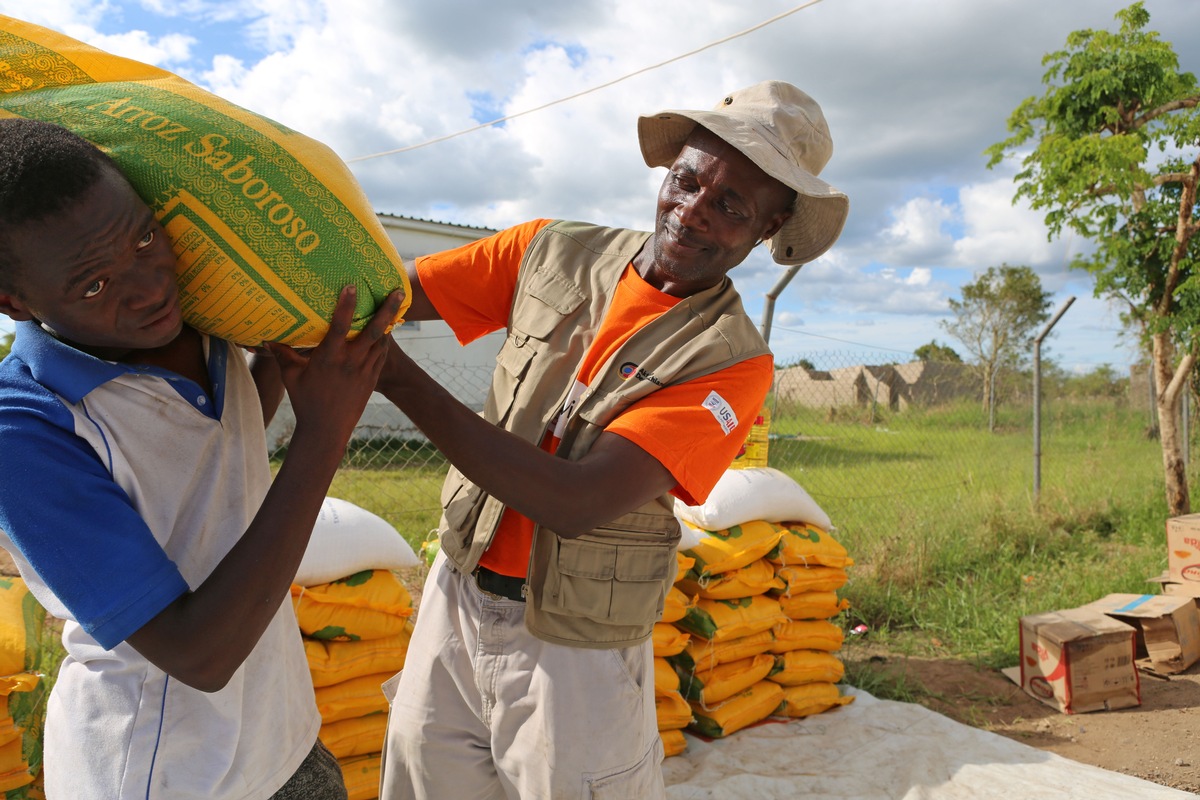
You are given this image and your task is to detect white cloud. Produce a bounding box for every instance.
[88,30,196,65]
[951,177,1070,269]
[3,0,1197,368]
[879,197,956,265]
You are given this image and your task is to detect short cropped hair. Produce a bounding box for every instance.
[0,118,117,290]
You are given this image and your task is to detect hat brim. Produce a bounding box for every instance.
[638,110,849,266]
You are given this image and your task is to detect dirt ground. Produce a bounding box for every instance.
[845,642,1200,795]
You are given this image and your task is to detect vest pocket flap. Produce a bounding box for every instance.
[614,547,674,583]
[557,540,616,580]
[496,334,536,378]
[522,266,586,337]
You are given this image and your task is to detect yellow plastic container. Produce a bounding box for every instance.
[729,404,770,469]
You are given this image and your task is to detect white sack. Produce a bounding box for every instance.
[675,467,832,531]
[295,497,420,586]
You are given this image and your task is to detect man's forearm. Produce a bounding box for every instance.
[377,344,673,536]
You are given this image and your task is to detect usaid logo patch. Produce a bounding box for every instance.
[702,391,739,436]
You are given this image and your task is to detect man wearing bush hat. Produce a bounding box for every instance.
[377,80,849,799]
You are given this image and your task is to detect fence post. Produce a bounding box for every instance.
[760,264,803,344]
[1033,297,1075,506]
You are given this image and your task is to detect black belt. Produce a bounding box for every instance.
[473,566,526,602]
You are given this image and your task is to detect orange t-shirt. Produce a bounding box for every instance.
[416,220,773,577]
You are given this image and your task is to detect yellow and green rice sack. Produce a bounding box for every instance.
[770,564,849,596]
[674,552,695,583]
[669,629,775,673]
[675,557,783,600]
[0,577,47,792]
[681,520,787,579]
[338,752,382,800]
[773,682,855,718]
[767,523,854,569]
[0,15,410,346]
[291,569,414,642]
[304,620,413,688]
[660,728,688,758]
[319,712,388,760]
[769,619,845,654]
[0,577,43,678]
[767,650,845,686]
[651,622,691,658]
[676,594,787,643]
[677,652,775,706]
[655,689,693,731]
[687,680,783,738]
[314,670,394,725]
[777,590,851,620]
[654,656,680,695]
[659,586,693,624]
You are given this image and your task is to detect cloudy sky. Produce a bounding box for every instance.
[3,0,1199,372]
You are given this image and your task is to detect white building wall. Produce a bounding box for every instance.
[266,215,503,448]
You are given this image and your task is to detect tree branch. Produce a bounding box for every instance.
[1166,350,1198,408]
[1133,95,1200,128]
[1153,172,1195,186]
[1163,157,1199,310]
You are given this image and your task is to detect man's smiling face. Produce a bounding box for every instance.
[639,126,795,297]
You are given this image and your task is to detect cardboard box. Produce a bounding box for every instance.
[1147,570,1200,600]
[1086,593,1200,674]
[1016,607,1140,714]
[1166,514,1200,585]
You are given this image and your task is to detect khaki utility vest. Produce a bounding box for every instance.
[438,220,771,648]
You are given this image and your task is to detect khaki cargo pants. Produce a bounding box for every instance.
[379,552,665,799]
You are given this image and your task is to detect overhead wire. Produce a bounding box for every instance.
[345,0,825,162]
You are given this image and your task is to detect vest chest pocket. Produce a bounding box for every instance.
[491,333,536,424]
[548,538,675,626]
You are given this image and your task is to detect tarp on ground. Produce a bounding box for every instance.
[663,686,1192,799]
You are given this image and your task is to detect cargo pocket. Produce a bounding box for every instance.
[551,539,674,626]
[583,738,665,800]
[552,539,615,621]
[610,545,674,625]
[491,332,536,425]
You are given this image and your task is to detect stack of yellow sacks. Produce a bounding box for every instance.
[668,519,855,741]
[290,497,422,799]
[292,569,413,800]
[653,553,698,757]
[0,576,49,798]
[661,467,855,751]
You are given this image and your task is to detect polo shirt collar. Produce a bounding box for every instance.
[12,321,128,404]
[11,321,227,419]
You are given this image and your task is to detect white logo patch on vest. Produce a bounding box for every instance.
[702,391,739,435]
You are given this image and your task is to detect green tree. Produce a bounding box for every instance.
[0,332,11,362]
[986,2,1200,514]
[1066,364,1128,398]
[913,340,962,363]
[941,265,1051,429]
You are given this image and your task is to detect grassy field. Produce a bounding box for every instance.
[318,395,1182,688]
[768,396,1173,676]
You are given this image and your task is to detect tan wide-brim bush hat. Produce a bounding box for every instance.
[638,80,850,266]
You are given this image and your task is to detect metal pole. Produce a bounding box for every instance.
[1033,296,1076,505]
[1033,341,1042,497]
[989,367,997,433]
[759,264,803,344]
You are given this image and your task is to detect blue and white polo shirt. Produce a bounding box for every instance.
[0,320,319,799]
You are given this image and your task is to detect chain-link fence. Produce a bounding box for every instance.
[274,348,1173,553]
